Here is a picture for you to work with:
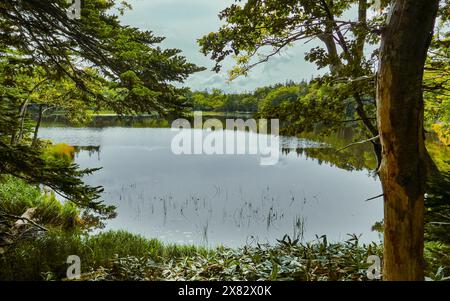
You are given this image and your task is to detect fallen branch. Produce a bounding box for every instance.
[0,210,47,232]
[337,135,380,152]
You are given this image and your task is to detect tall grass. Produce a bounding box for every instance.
[0,175,211,280]
[0,175,81,231]
[0,230,210,280]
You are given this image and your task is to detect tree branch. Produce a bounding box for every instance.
[0,211,47,232]
[337,135,380,152]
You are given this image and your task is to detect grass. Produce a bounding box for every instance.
[0,230,378,281]
[86,109,118,117]
[1,175,449,281]
[1,229,449,281]
[0,176,81,231]
[0,230,211,281]
[0,177,212,280]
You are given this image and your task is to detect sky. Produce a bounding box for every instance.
[118,0,323,93]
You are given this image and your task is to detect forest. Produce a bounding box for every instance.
[0,0,449,283]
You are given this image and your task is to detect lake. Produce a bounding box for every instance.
[39,125,383,247]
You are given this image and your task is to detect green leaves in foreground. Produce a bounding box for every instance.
[0,141,115,217]
[160,235,382,281]
[2,228,450,281]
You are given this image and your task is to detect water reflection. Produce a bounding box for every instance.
[282,147,377,174]
[74,146,101,160]
[39,127,383,247]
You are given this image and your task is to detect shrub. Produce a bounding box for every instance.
[42,143,75,163]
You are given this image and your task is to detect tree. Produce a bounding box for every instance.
[199,0,447,280]
[258,84,300,114]
[1,0,204,115]
[256,82,349,135]
[424,15,450,146]
[199,0,383,164]
[0,0,203,217]
[376,0,440,280]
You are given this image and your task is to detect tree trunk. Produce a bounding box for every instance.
[17,98,30,143]
[32,104,43,146]
[376,0,439,280]
[355,0,367,64]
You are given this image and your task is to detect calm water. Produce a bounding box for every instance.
[39,127,383,247]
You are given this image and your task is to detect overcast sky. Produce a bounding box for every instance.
[119,0,323,93]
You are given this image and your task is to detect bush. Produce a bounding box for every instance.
[42,143,75,163]
[160,235,383,281]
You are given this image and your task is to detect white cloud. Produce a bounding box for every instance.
[119,0,322,92]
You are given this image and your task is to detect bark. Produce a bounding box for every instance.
[17,98,30,143]
[355,0,368,64]
[10,99,28,145]
[319,32,342,74]
[32,104,44,147]
[376,0,439,280]
[11,79,47,145]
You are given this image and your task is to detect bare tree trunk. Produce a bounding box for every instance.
[11,79,48,145]
[17,99,30,143]
[10,99,29,145]
[377,0,439,280]
[32,104,44,147]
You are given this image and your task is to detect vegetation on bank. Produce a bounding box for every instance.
[0,229,383,281]
[0,176,81,232]
[1,176,449,281]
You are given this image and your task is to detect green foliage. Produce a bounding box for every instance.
[0,176,41,213]
[0,0,204,219]
[257,81,355,135]
[0,175,83,231]
[187,79,354,135]
[425,172,450,244]
[160,235,382,281]
[187,89,259,113]
[0,229,209,281]
[0,230,147,280]
[198,0,391,80]
[2,228,448,281]
[42,143,76,164]
[1,0,204,115]
[258,84,302,114]
[425,241,450,280]
[0,139,114,217]
[198,0,450,166]
[426,137,450,171]
[424,28,450,144]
